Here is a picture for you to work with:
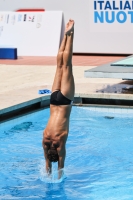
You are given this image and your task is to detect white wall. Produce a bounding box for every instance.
[0,0,133,54]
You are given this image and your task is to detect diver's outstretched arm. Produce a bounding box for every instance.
[58,147,66,179]
[42,141,52,174]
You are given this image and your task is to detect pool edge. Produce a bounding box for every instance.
[1,93,133,123]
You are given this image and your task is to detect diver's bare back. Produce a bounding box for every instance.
[44,104,72,142]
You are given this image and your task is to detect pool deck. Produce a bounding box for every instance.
[1,61,133,120]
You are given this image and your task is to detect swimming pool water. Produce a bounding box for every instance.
[0,106,133,199]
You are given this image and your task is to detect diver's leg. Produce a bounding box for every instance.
[51,35,67,92]
[61,20,75,100]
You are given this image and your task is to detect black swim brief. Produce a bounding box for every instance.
[50,91,73,105]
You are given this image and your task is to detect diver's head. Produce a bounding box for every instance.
[47,147,59,162]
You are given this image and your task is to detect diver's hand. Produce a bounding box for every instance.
[58,168,64,179]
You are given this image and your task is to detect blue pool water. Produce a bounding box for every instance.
[0,106,133,199]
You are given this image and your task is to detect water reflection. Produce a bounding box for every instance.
[44,181,67,200]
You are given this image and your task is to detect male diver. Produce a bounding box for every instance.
[42,19,75,178]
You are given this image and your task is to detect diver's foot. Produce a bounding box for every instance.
[65,19,74,35]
